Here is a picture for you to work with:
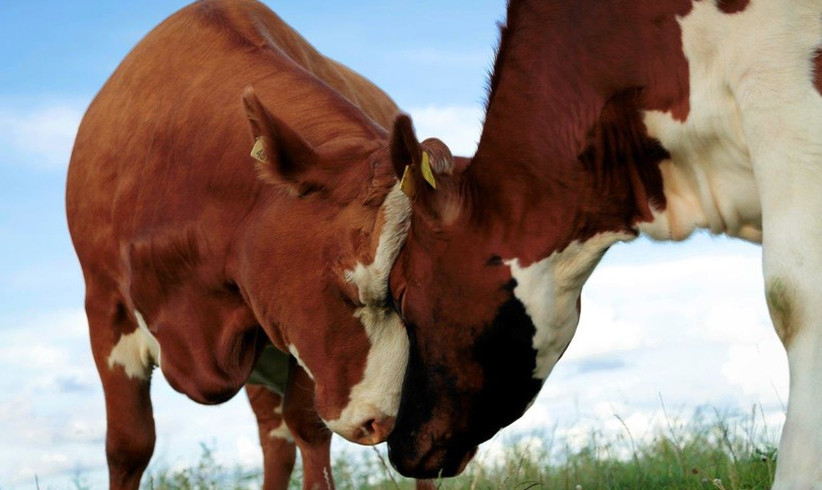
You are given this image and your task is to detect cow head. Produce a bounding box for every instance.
[385,123,623,476]
[240,88,454,446]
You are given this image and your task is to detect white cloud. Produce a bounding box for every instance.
[407,105,483,156]
[0,103,85,170]
[722,343,788,400]
[563,299,646,360]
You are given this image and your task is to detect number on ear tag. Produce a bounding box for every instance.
[250,137,267,162]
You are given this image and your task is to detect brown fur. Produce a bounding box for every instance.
[66,1,426,488]
[387,0,702,478]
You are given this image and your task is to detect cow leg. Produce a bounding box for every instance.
[759,205,822,490]
[86,281,156,490]
[759,214,822,490]
[415,479,437,489]
[742,70,822,488]
[246,384,297,490]
[283,361,335,490]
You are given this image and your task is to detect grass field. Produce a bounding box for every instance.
[126,406,780,490]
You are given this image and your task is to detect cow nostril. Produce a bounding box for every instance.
[355,416,395,445]
[361,418,377,436]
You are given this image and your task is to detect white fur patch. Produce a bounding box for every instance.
[268,423,294,443]
[345,183,411,306]
[286,343,314,380]
[267,403,294,442]
[640,0,822,243]
[324,305,409,440]
[326,183,412,440]
[107,311,161,381]
[506,233,632,380]
[640,3,822,487]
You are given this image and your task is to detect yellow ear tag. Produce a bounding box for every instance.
[420,151,437,189]
[400,165,416,198]
[250,137,267,162]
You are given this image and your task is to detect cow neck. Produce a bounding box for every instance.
[467,0,677,256]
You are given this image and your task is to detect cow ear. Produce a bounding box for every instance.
[389,114,465,224]
[390,114,421,179]
[243,87,321,195]
[389,114,456,196]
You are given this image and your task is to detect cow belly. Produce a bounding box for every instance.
[247,343,291,394]
[640,0,822,243]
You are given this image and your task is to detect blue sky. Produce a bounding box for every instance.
[0,1,786,488]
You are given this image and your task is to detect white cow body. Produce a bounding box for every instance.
[641,2,822,487]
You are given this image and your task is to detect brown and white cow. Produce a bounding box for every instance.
[385,1,822,488]
[66,1,443,488]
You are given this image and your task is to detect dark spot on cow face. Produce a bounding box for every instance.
[716,0,750,14]
[814,49,822,97]
[472,295,544,435]
[388,287,543,478]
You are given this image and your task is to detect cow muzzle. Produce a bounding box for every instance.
[325,410,396,445]
[388,433,478,478]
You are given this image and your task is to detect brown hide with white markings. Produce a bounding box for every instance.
[66,1,434,464]
[383,0,822,478]
[389,0,822,483]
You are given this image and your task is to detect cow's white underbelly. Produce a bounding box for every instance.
[640,0,822,243]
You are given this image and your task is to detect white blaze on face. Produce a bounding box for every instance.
[107,310,161,381]
[506,232,633,380]
[325,183,412,438]
[324,306,409,437]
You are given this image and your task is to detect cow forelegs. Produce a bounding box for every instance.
[759,196,822,490]
[246,384,297,490]
[101,374,155,490]
[753,148,822,489]
[740,40,822,486]
[283,362,335,490]
[86,286,157,490]
[762,240,822,490]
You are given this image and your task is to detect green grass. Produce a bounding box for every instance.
[142,444,261,490]
[141,408,780,490]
